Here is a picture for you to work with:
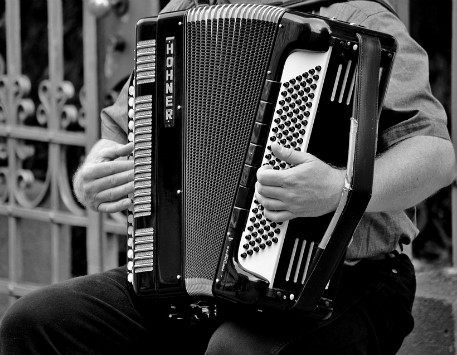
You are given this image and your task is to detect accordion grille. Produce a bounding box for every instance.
[184,5,282,291]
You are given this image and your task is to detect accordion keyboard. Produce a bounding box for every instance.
[238,49,333,286]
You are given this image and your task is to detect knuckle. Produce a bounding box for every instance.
[261,199,273,210]
[84,185,95,199]
[264,210,279,222]
[106,190,114,202]
[282,171,296,188]
[99,147,110,157]
[78,166,89,181]
[91,191,100,204]
[109,174,117,186]
[283,147,293,161]
[107,162,115,175]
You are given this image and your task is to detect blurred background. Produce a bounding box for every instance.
[0,0,454,321]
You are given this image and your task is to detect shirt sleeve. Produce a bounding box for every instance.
[100,76,130,144]
[359,9,451,152]
[320,2,450,153]
[161,0,195,13]
[100,0,195,144]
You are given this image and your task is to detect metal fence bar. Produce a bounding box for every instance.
[5,0,22,305]
[83,0,104,274]
[0,0,84,305]
[452,0,457,268]
[48,0,64,285]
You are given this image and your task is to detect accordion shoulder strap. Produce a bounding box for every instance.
[293,32,382,313]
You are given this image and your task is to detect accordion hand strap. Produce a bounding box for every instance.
[293,33,381,313]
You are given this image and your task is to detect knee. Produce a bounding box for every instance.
[0,285,67,342]
[1,290,47,339]
[206,320,280,355]
[0,295,38,349]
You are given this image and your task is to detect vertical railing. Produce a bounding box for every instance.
[452,0,457,268]
[0,0,161,313]
[4,0,21,301]
[83,0,104,275]
[0,0,84,304]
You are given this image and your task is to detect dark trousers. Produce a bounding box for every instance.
[0,253,415,354]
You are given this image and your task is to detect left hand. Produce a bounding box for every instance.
[255,143,346,222]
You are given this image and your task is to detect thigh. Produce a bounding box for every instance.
[205,254,416,355]
[1,267,213,354]
[205,306,373,355]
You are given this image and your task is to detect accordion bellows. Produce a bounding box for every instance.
[126,4,396,318]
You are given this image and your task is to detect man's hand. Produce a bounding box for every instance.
[255,143,345,222]
[73,139,134,213]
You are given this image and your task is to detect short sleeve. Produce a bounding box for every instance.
[100,77,130,144]
[359,10,451,152]
[320,2,451,153]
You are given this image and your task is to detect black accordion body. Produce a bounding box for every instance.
[126,3,397,318]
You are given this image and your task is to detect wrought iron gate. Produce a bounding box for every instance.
[0,0,159,314]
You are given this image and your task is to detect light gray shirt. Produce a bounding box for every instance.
[101,0,450,260]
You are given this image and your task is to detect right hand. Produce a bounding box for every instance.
[73,139,134,213]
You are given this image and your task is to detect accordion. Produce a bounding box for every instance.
[126,3,397,318]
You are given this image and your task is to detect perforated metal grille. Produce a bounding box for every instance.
[184,5,283,291]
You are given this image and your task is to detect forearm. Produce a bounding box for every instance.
[366,135,456,212]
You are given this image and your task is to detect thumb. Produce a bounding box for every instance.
[271,143,310,166]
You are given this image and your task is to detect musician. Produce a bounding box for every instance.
[0,0,455,354]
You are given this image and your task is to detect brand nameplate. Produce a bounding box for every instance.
[164,36,175,127]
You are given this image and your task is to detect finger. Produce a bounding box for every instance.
[97,198,133,213]
[114,142,134,157]
[95,181,134,205]
[85,160,134,180]
[271,143,310,166]
[90,169,134,193]
[255,193,287,211]
[262,208,295,223]
[255,182,286,202]
[101,142,134,160]
[256,164,286,186]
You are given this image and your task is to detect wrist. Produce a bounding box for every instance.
[330,168,347,213]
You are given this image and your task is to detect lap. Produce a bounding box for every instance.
[207,253,416,355]
[0,254,415,355]
[0,267,213,354]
